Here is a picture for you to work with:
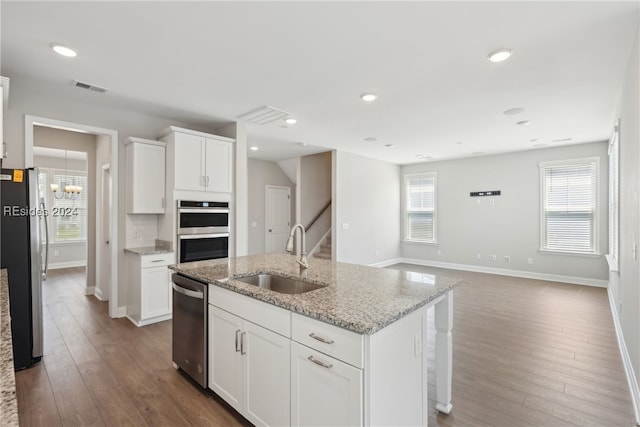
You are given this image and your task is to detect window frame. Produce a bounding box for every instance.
[403,172,437,244]
[39,167,88,244]
[538,157,600,256]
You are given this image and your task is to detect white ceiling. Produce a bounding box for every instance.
[2,1,638,164]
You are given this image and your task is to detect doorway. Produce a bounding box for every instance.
[25,115,120,318]
[265,186,291,253]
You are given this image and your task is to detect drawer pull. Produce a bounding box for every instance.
[150,259,164,263]
[308,355,333,369]
[309,333,334,344]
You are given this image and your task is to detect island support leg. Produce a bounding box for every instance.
[434,291,453,414]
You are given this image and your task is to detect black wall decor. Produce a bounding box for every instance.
[470,191,501,197]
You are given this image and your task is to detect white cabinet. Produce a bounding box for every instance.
[125,251,174,326]
[291,342,362,427]
[209,305,290,427]
[160,126,233,194]
[125,137,166,214]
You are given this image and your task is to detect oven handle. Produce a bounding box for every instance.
[178,208,230,214]
[179,233,230,240]
[172,283,204,299]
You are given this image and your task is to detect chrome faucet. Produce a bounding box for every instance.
[285,223,308,270]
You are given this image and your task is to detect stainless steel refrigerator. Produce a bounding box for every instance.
[1,168,48,370]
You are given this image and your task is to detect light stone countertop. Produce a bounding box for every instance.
[124,239,174,256]
[1,269,19,426]
[170,253,459,335]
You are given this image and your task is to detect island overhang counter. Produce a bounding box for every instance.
[170,253,459,426]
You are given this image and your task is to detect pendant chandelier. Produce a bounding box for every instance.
[50,149,82,200]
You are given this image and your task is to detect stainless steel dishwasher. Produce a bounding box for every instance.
[172,273,208,388]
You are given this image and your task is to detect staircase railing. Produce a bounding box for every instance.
[305,200,331,232]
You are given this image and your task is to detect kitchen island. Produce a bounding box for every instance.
[171,253,458,426]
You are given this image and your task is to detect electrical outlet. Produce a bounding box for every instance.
[476,253,482,260]
[489,254,497,261]
[437,249,442,256]
[504,255,511,263]
[53,250,59,257]
[342,223,350,230]
[490,198,495,205]
[527,258,534,265]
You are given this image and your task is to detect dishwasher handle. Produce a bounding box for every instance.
[172,283,204,299]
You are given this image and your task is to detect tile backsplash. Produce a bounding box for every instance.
[125,214,158,248]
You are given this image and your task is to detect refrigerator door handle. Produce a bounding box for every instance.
[41,201,49,281]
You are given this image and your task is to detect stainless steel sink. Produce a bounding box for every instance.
[234,274,325,294]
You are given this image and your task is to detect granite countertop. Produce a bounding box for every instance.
[170,253,459,334]
[1,269,19,426]
[124,239,174,256]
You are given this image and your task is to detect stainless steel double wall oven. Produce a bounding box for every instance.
[177,200,229,263]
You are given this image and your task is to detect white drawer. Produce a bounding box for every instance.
[292,313,364,368]
[209,285,291,338]
[140,252,174,268]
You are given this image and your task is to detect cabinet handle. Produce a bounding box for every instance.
[206,176,210,187]
[308,355,333,369]
[161,197,165,209]
[235,330,241,352]
[309,333,335,345]
[150,259,164,263]
[240,332,247,355]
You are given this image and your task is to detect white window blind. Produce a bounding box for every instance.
[540,158,598,254]
[405,173,436,242]
[608,122,620,270]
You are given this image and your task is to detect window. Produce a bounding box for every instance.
[607,121,620,271]
[404,173,436,243]
[39,168,88,243]
[540,158,599,254]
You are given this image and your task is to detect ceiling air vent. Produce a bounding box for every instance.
[237,105,291,125]
[73,80,109,94]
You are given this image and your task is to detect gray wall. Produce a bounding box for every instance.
[34,126,97,282]
[298,152,332,252]
[401,142,609,282]
[334,151,401,265]
[247,158,295,255]
[610,26,640,398]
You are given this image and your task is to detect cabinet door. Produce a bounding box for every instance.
[205,138,232,193]
[209,306,243,414]
[128,142,166,213]
[140,266,171,319]
[175,133,206,191]
[291,342,363,427]
[243,321,290,427]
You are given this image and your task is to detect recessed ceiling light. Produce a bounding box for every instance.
[364,137,378,143]
[385,144,395,148]
[516,120,532,126]
[284,117,297,125]
[296,142,308,147]
[503,108,524,115]
[552,138,573,143]
[249,146,259,151]
[50,43,77,57]
[416,154,426,159]
[456,141,463,145]
[361,93,377,102]
[529,138,539,142]
[487,48,513,63]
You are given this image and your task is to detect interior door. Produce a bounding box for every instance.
[265,186,290,253]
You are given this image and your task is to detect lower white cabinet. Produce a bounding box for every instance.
[126,251,173,326]
[290,342,362,427]
[209,305,290,427]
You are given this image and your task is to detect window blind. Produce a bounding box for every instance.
[405,173,436,242]
[541,160,597,254]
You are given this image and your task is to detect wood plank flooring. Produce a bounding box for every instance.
[14,265,636,426]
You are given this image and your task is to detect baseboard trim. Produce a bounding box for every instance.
[388,258,608,287]
[608,286,640,425]
[94,287,106,301]
[114,306,127,318]
[49,261,87,270]
[368,258,405,268]
[83,286,95,296]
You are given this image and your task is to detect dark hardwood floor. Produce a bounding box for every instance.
[15,265,636,426]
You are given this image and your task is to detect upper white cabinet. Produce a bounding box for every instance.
[125,137,166,214]
[160,126,234,194]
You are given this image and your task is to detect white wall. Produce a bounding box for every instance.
[401,142,609,283]
[298,151,332,252]
[609,25,640,414]
[334,151,400,265]
[4,76,225,311]
[247,158,295,255]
